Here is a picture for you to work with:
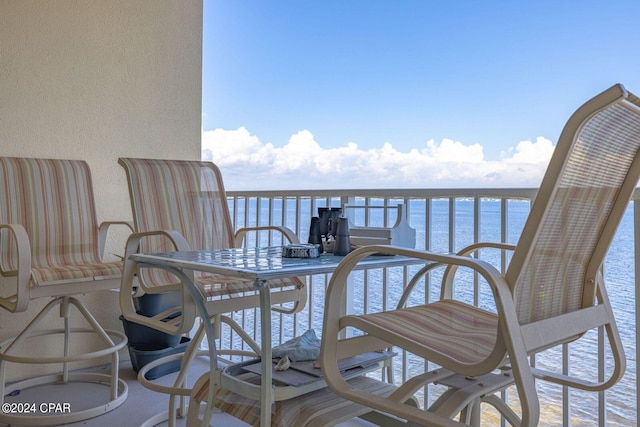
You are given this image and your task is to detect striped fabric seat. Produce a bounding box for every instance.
[348,300,498,365]
[193,375,399,427]
[0,157,123,291]
[31,261,122,285]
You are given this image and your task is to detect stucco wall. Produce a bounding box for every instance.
[0,0,203,380]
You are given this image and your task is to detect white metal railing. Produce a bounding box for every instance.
[218,187,638,426]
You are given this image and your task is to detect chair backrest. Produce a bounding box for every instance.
[0,157,102,272]
[505,85,640,327]
[118,158,235,287]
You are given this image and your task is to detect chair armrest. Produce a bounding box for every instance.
[0,224,32,313]
[234,225,300,247]
[453,242,516,257]
[440,242,516,299]
[325,245,512,315]
[98,220,134,259]
[120,230,196,336]
[121,229,191,295]
[396,242,516,307]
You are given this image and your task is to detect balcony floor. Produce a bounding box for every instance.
[3,359,374,427]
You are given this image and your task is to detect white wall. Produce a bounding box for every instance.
[0,0,203,380]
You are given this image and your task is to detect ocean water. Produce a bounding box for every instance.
[227,198,637,425]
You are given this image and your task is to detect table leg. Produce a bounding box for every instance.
[256,279,273,427]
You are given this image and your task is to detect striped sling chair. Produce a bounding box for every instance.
[0,157,130,425]
[118,158,307,426]
[319,84,640,426]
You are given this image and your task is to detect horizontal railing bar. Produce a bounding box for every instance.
[227,188,540,200]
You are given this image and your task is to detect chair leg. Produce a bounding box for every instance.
[472,399,483,426]
[0,295,128,426]
[463,398,481,426]
[66,295,122,399]
[427,369,519,425]
[217,314,261,357]
[186,372,218,427]
[482,394,522,426]
[63,306,71,382]
[137,323,210,427]
[1,296,66,354]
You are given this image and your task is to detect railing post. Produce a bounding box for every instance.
[448,197,456,253]
[341,196,356,338]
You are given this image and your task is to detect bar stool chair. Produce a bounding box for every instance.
[0,157,130,425]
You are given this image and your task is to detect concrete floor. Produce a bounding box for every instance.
[1,358,376,427]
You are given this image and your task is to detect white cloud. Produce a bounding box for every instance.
[201,126,276,167]
[501,137,555,164]
[201,128,555,190]
[425,138,485,163]
[273,130,322,173]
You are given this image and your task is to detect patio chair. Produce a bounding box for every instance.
[319,83,640,426]
[118,157,307,425]
[0,157,130,425]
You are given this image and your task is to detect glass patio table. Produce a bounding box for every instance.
[129,246,429,426]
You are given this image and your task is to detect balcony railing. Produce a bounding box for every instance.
[215,187,639,426]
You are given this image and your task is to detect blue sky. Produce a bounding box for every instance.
[201,1,640,190]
